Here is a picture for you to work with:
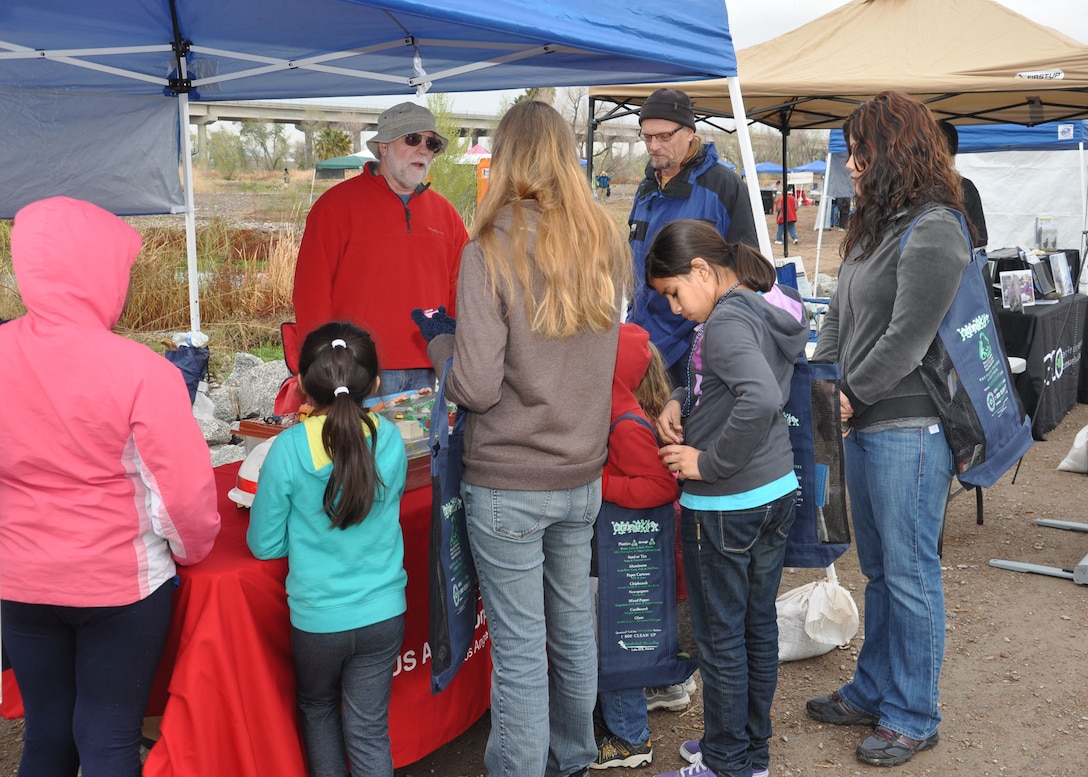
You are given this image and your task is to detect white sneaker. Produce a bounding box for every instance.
[774,240,783,244]
[645,683,690,712]
[677,742,766,777]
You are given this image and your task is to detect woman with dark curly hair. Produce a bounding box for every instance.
[807,91,973,768]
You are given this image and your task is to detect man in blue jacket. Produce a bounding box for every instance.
[628,88,759,387]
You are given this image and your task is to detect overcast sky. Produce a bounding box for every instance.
[334,0,1088,116]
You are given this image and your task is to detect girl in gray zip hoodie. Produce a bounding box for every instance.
[645,219,807,777]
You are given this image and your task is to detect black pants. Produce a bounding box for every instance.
[1,580,173,777]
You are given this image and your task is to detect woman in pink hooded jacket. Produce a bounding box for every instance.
[0,197,221,776]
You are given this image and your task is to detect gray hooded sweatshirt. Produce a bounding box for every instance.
[673,289,808,499]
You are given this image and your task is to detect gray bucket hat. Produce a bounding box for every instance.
[365,102,449,157]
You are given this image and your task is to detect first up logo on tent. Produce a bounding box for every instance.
[1016,68,1065,80]
[1058,124,1075,141]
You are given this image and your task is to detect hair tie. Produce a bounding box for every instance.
[331,339,347,349]
[334,386,350,396]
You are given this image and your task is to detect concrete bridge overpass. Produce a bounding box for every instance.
[188,99,642,163]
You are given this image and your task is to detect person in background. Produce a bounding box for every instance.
[774,189,799,245]
[939,121,989,248]
[293,101,469,396]
[0,196,221,777]
[248,322,408,777]
[807,90,970,768]
[596,171,613,199]
[592,323,680,771]
[644,220,807,777]
[628,87,759,390]
[413,99,630,777]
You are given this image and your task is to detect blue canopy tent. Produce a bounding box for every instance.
[791,160,826,174]
[1,0,740,330]
[753,161,787,175]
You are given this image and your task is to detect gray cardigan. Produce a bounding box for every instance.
[812,205,970,429]
[427,203,620,491]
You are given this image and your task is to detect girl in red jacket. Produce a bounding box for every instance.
[593,323,681,770]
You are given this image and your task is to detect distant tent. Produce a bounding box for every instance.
[311,153,375,201]
[753,161,786,174]
[791,160,826,174]
[315,153,374,170]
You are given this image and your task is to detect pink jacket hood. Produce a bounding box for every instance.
[13,196,142,330]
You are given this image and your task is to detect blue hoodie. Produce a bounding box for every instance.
[247,414,408,633]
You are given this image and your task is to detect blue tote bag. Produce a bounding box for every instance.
[782,355,851,568]
[427,358,478,693]
[907,208,1034,488]
[595,414,698,693]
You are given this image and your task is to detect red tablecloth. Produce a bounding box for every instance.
[2,461,491,776]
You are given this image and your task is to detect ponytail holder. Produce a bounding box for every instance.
[334,386,350,396]
[331,339,347,349]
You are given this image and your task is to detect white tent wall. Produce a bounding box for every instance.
[955,148,1088,256]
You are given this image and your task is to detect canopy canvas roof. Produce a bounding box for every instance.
[589,0,1088,130]
[1,0,739,329]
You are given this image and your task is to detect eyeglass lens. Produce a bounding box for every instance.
[639,127,681,144]
[403,133,442,153]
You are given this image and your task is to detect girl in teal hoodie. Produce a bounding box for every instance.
[248,322,408,777]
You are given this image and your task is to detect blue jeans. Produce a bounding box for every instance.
[837,424,951,741]
[776,222,798,242]
[1,580,173,777]
[598,687,650,745]
[291,615,405,777]
[682,492,796,777]
[378,368,435,395]
[463,481,601,777]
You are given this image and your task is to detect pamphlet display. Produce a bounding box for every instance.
[999,269,1035,311]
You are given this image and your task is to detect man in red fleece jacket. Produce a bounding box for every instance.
[293,102,469,396]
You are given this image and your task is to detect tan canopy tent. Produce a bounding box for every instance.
[588,0,1088,265]
[589,0,1088,129]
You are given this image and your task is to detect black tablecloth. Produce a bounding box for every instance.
[996,293,1087,440]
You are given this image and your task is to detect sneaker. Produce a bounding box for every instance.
[645,683,690,712]
[679,739,701,763]
[856,726,939,766]
[774,240,783,244]
[590,736,653,770]
[651,761,714,777]
[792,239,799,244]
[681,673,697,696]
[805,690,880,727]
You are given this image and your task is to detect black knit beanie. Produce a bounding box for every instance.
[639,88,696,130]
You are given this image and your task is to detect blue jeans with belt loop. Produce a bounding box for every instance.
[681,491,796,777]
[463,480,601,777]
[836,423,951,742]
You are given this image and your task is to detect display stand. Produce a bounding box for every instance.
[989,519,1088,585]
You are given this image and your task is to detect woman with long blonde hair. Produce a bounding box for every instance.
[413,100,631,777]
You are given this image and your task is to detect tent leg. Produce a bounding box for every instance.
[178,89,201,333]
[728,76,774,263]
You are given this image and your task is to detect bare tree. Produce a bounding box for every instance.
[239,120,290,172]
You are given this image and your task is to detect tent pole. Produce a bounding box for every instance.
[728,76,774,264]
[178,90,200,333]
[781,112,789,260]
[812,151,833,293]
[586,96,596,187]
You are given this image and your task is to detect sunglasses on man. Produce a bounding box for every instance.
[402,133,443,154]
